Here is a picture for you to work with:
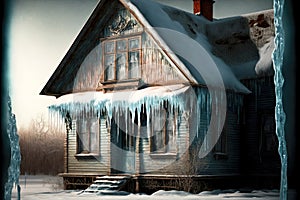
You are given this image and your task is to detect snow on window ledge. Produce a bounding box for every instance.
[75,153,100,159]
[150,152,177,159]
[213,152,228,160]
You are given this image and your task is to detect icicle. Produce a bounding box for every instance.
[117,108,119,143]
[273,0,288,198]
[173,105,176,145]
[146,104,151,139]
[125,108,128,137]
[5,96,21,200]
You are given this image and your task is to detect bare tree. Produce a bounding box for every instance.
[19,115,65,175]
[173,147,208,193]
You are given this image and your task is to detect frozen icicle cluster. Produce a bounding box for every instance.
[48,85,192,129]
[4,96,21,200]
[272,0,288,199]
[48,85,244,160]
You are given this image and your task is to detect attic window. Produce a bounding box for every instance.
[102,36,141,82]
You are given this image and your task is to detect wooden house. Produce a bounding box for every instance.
[40,0,280,192]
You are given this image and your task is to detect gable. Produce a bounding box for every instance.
[41,0,256,98]
[102,5,143,37]
[40,0,189,97]
[40,0,120,97]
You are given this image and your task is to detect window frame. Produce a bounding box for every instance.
[259,111,277,157]
[213,117,228,160]
[75,117,100,157]
[101,35,142,83]
[150,103,177,155]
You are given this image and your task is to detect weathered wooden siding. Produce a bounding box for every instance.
[132,89,242,176]
[141,33,186,85]
[73,44,102,92]
[197,109,241,175]
[67,117,110,174]
[45,0,121,96]
[187,91,243,176]
[241,77,280,175]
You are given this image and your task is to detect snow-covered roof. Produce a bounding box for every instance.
[131,0,274,81]
[49,84,193,119]
[40,0,275,97]
[124,0,251,93]
[52,84,189,106]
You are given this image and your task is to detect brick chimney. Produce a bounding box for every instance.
[193,0,214,21]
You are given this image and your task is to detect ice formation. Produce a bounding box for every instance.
[49,83,245,162]
[4,96,21,200]
[272,0,288,199]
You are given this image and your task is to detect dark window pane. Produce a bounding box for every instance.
[104,55,115,80]
[116,53,126,80]
[90,118,99,153]
[105,42,114,53]
[152,131,164,152]
[78,120,89,153]
[166,112,176,152]
[116,40,127,51]
[167,130,176,152]
[128,51,139,79]
[129,38,140,50]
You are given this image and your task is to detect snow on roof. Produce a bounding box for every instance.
[53,84,189,106]
[255,36,274,76]
[125,0,274,91]
[124,0,252,93]
[50,84,192,119]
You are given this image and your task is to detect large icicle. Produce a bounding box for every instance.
[4,96,21,200]
[273,0,288,199]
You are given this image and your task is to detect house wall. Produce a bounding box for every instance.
[65,106,191,175]
[187,90,243,176]
[44,0,121,96]
[241,77,280,175]
[71,2,188,93]
[197,109,241,175]
[66,117,110,175]
[141,33,186,85]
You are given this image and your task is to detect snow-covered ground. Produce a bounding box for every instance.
[10,175,280,200]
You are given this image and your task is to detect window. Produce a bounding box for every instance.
[150,104,176,154]
[260,113,277,154]
[103,36,141,82]
[76,118,99,155]
[213,120,228,160]
[213,130,227,153]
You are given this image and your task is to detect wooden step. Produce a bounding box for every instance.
[84,175,132,193]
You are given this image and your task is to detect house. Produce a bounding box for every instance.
[40,0,280,192]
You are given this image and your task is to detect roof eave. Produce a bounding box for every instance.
[39,0,109,97]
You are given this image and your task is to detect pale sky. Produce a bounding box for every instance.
[8,0,273,128]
